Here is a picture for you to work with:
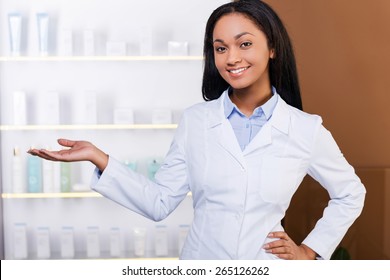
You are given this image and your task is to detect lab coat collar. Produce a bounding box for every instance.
[205,89,292,163]
[206,89,291,135]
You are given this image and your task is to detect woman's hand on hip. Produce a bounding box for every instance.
[263,231,317,260]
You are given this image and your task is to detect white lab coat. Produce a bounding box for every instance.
[91,91,366,260]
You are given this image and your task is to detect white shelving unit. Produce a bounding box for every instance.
[0,0,227,260]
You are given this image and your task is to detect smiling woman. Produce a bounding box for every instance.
[28,0,365,260]
[212,13,274,115]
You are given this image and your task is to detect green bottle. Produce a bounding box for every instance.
[60,162,71,192]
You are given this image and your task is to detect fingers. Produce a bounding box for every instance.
[268,231,289,240]
[27,149,60,161]
[57,138,76,148]
[263,231,295,260]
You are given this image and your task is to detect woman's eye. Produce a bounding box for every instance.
[215,46,226,53]
[241,42,252,48]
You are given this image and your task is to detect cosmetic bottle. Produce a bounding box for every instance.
[27,152,42,193]
[86,226,100,258]
[36,13,49,56]
[84,29,95,56]
[154,225,168,257]
[8,13,22,56]
[36,91,60,125]
[133,228,147,257]
[73,92,97,125]
[106,41,126,56]
[42,150,54,193]
[139,26,152,56]
[13,91,27,125]
[60,162,71,192]
[36,227,51,259]
[109,227,121,258]
[60,226,75,259]
[114,108,134,124]
[168,41,189,56]
[152,109,172,124]
[13,223,28,259]
[12,147,24,193]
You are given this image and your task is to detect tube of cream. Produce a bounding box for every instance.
[8,13,22,56]
[36,13,49,56]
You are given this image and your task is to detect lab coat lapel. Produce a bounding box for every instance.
[243,95,291,156]
[206,93,246,169]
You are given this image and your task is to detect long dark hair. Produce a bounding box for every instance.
[202,0,303,110]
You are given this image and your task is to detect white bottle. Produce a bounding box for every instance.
[83,29,95,56]
[13,223,28,259]
[86,226,100,258]
[154,225,168,257]
[12,147,24,193]
[36,227,51,259]
[60,226,75,259]
[109,227,121,258]
[13,91,27,125]
[133,228,146,257]
[42,150,54,193]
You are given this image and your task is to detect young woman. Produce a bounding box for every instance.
[29,0,365,260]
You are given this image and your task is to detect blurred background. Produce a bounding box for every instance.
[271,0,390,260]
[0,0,389,260]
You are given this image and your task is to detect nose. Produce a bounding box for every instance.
[226,49,242,65]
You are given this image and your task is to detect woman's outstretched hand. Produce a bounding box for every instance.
[27,138,109,172]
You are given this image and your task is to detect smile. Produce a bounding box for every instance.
[228,67,249,74]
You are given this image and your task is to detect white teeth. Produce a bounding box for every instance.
[229,67,247,74]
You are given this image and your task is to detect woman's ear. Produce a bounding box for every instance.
[270,49,275,59]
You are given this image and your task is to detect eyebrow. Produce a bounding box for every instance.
[213,32,254,43]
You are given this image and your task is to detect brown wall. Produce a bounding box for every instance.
[266,0,390,167]
[262,1,390,259]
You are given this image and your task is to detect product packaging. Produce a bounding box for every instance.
[60,226,75,259]
[12,147,24,193]
[13,91,27,125]
[168,41,189,56]
[13,223,28,259]
[133,228,147,257]
[154,225,168,257]
[36,12,49,56]
[36,227,51,259]
[8,13,22,56]
[86,226,100,258]
[109,227,121,258]
[27,153,42,193]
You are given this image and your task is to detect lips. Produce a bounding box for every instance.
[227,66,249,75]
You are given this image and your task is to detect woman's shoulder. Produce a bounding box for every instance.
[277,98,324,143]
[182,99,220,118]
[279,98,323,126]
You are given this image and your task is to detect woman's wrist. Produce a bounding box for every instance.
[92,147,109,172]
[300,244,317,260]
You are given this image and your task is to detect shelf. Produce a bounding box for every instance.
[0,124,178,131]
[2,191,193,199]
[0,55,203,62]
[1,192,102,199]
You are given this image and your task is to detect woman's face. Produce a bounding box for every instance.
[212,13,274,92]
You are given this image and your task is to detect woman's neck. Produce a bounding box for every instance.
[230,84,273,117]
